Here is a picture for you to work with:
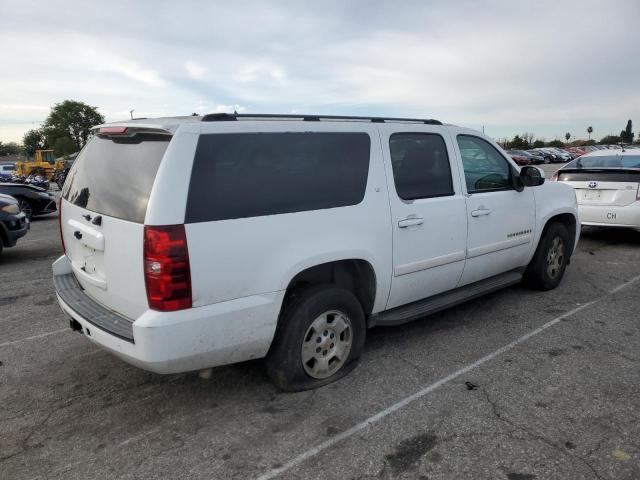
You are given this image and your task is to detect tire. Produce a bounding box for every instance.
[18,200,33,220]
[524,222,570,290]
[544,157,550,164]
[265,285,366,391]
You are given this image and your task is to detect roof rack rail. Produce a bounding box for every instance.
[201,113,442,125]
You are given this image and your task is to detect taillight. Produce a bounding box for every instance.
[143,225,192,312]
[99,126,128,135]
[58,198,65,254]
[550,172,559,181]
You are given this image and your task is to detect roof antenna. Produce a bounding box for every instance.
[129,109,134,120]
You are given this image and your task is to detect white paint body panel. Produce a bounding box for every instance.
[61,200,148,319]
[53,117,580,375]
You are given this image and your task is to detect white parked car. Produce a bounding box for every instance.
[553,148,640,231]
[53,113,579,390]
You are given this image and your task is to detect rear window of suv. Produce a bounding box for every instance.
[62,134,169,223]
[186,132,371,222]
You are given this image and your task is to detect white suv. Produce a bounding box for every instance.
[53,113,579,390]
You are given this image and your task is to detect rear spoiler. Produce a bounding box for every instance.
[91,125,172,138]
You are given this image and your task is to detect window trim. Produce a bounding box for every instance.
[389,132,455,202]
[456,134,516,195]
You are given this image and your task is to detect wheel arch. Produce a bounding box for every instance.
[284,259,377,317]
[540,212,578,257]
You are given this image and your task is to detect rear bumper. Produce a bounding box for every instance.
[52,255,284,374]
[578,202,640,230]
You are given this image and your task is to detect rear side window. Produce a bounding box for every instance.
[62,135,169,223]
[186,132,370,222]
[389,133,453,200]
[457,135,512,193]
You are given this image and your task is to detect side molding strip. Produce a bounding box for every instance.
[394,250,466,277]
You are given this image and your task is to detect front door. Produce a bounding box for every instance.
[381,126,468,309]
[453,134,536,285]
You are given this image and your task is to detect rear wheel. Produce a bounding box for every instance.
[524,223,570,290]
[266,285,366,391]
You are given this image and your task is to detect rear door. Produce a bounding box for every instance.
[61,130,171,319]
[379,125,468,309]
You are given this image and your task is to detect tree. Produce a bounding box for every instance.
[22,129,47,157]
[599,134,620,145]
[587,126,593,140]
[508,134,527,149]
[53,137,77,157]
[565,132,571,144]
[532,139,545,148]
[0,141,22,156]
[620,119,634,144]
[522,132,535,148]
[42,100,104,151]
[547,140,564,148]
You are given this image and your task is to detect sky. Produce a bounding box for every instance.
[0,0,638,144]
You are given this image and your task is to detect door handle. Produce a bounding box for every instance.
[398,217,424,228]
[471,208,491,217]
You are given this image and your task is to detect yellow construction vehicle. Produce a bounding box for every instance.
[15,149,65,180]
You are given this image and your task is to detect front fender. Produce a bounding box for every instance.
[531,181,580,256]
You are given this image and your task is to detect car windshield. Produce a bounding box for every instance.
[566,155,640,169]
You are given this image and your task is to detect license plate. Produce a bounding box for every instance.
[583,190,602,201]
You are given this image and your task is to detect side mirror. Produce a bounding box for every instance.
[519,166,545,187]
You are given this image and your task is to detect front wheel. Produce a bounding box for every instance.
[265,285,366,391]
[524,223,570,290]
[18,200,33,219]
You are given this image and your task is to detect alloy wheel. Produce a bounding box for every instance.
[546,236,565,279]
[301,310,353,379]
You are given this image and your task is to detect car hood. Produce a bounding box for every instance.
[0,193,18,205]
[0,182,47,192]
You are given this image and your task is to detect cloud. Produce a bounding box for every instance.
[185,61,207,80]
[0,0,638,142]
[213,104,247,113]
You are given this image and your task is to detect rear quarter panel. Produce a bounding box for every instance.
[179,121,393,313]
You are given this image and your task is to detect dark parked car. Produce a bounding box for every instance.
[506,151,531,165]
[0,193,29,256]
[509,150,544,165]
[0,183,57,219]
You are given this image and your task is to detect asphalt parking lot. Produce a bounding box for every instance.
[2,169,640,480]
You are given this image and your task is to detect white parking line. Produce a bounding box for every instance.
[256,273,640,480]
[0,328,67,348]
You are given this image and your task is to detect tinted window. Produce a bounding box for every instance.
[389,133,453,200]
[566,155,640,169]
[186,132,370,222]
[62,135,169,223]
[457,135,512,193]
